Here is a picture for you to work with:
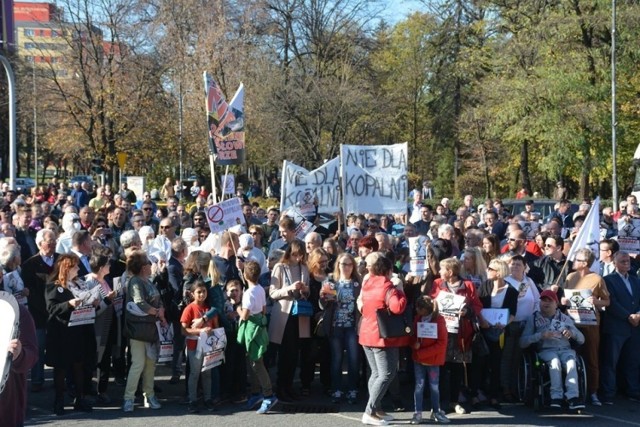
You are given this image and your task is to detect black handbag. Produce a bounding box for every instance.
[472,324,490,357]
[376,289,413,338]
[124,315,158,343]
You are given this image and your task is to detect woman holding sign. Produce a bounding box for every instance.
[561,248,609,406]
[429,257,482,415]
[45,253,97,415]
[469,259,517,410]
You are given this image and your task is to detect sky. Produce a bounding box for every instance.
[382,0,425,24]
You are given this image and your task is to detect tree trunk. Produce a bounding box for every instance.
[519,139,532,195]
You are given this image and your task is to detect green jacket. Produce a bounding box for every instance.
[237,313,269,361]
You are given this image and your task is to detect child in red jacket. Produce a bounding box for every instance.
[411,296,449,424]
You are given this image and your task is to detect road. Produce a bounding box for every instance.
[23,365,640,427]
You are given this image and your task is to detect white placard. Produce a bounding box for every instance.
[197,327,227,372]
[221,174,235,195]
[341,143,408,214]
[69,304,96,326]
[283,207,317,240]
[280,158,341,214]
[127,176,145,201]
[417,321,438,339]
[205,197,246,233]
[481,308,509,326]
[0,292,19,394]
[565,289,597,325]
[409,236,428,276]
[435,292,466,334]
[157,322,174,362]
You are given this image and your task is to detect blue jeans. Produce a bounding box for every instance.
[329,326,360,392]
[31,328,46,386]
[413,362,440,414]
[363,346,399,415]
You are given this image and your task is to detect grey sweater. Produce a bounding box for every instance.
[520,309,584,351]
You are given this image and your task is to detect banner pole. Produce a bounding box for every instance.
[210,154,217,204]
[222,165,230,202]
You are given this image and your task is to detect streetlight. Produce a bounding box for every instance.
[611,0,618,211]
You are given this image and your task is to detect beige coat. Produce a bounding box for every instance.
[268,262,311,344]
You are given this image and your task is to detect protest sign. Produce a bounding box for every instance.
[69,305,96,327]
[341,143,408,214]
[417,321,438,339]
[280,158,341,214]
[221,174,235,195]
[481,308,509,326]
[409,236,428,276]
[0,292,19,394]
[157,322,174,363]
[283,206,317,240]
[519,221,540,241]
[127,176,145,201]
[3,271,26,306]
[205,197,245,233]
[435,292,466,334]
[565,289,597,326]
[204,72,245,165]
[197,328,227,372]
[617,217,640,254]
[112,277,124,317]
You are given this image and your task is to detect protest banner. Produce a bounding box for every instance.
[157,322,174,363]
[409,236,428,276]
[203,72,245,165]
[565,289,597,326]
[280,158,341,214]
[341,143,408,214]
[69,305,96,327]
[198,328,227,372]
[283,206,317,239]
[435,292,466,334]
[617,216,640,254]
[205,197,246,234]
[221,174,235,195]
[519,221,540,241]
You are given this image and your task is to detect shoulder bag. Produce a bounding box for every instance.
[376,288,413,338]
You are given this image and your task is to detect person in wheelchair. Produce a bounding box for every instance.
[520,290,585,409]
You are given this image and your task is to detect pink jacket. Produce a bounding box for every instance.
[358,275,408,348]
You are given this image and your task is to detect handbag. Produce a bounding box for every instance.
[376,289,412,338]
[471,323,490,357]
[124,315,158,342]
[291,299,313,317]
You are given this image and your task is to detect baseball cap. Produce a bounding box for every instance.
[540,290,559,304]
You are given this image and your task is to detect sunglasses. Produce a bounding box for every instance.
[160,225,173,229]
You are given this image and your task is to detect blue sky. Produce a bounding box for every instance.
[382,0,424,24]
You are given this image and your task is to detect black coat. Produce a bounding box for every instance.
[21,253,58,329]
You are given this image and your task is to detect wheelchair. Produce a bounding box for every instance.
[517,347,587,412]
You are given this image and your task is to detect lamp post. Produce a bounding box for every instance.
[611,0,618,211]
[0,54,16,190]
[179,80,183,186]
[33,62,38,184]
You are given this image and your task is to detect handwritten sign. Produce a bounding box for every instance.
[204,72,245,165]
[435,292,466,334]
[69,305,96,326]
[417,321,438,339]
[481,308,509,326]
[197,327,227,372]
[566,289,597,325]
[409,236,428,276]
[341,143,408,214]
[205,197,245,233]
[280,158,341,214]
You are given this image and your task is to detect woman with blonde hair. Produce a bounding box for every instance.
[461,247,488,289]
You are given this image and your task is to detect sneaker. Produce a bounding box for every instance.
[430,410,451,423]
[204,399,217,412]
[568,398,585,410]
[590,393,602,406]
[361,413,389,426]
[169,375,180,385]
[346,390,358,405]
[187,401,199,413]
[144,394,162,409]
[453,404,467,414]
[549,398,562,408]
[246,393,264,409]
[122,399,134,412]
[331,390,342,403]
[410,413,422,424]
[375,410,394,421]
[256,395,278,414]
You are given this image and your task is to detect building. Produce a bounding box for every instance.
[0,0,15,52]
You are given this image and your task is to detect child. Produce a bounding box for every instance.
[224,279,247,403]
[180,280,219,413]
[237,261,278,414]
[411,295,449,424]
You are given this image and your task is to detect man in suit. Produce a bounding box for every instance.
[601,251,640,404]
[21,228,58,392]
[15,208,37,263]
[70,230,92,278]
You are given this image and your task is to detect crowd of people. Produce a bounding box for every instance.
[1,175,640,427]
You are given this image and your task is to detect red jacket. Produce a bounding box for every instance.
[411,314,447,366]
[429,278,482,352]
[358,275,408,348]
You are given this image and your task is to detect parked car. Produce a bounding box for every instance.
[15,177,36,194]
[69,175,95,186]
[502,198,579,222]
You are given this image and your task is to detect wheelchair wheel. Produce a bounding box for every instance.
[576,355,587,401]
[518,351,533,403]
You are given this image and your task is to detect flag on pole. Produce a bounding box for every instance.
[566,197,601,273]
[203,72,245,165]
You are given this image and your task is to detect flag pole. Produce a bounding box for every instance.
[222,165,230,201]
[210,154,217,204]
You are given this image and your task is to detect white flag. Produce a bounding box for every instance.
[567,197,601,273]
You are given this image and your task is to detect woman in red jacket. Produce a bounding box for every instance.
[429,257,482,415]
[411,295,449,424]
[358,253,408,426]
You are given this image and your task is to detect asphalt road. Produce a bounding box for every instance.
[23,365,640,427]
